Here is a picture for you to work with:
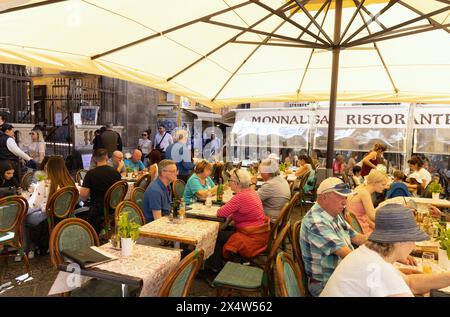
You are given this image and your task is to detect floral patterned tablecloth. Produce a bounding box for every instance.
[139,217,219,259]
[49,243,181,297]
[187,203,221,219]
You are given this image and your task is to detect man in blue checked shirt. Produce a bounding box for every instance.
[300,177,368,296]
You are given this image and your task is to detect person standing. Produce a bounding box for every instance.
[100,123,122,157]
[165,130,194,183]
[0,124,36,182]
[361,143,387,177]
[138,130,152,166]
[154,125,173,158]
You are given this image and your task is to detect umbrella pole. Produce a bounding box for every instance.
[326,0,343,177]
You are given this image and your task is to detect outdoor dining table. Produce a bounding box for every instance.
[49,243,181,297]
[139,217,219,259]
[379,196,450,210]
[186,202,225,222]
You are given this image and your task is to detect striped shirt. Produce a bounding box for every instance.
[300,203,357,290]
[217,188,265,229]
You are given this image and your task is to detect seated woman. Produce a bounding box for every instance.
[147,149,162,182]
[294,155,316,192]
[184,160,217,204]
[406,156,431,192]
[322,204,450,297]
[206,169,269,272]
[25,156,75,257]
[346,169,388,235]
[0,161,19,197]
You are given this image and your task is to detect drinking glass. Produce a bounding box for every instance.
[422,252,435,273]
[205,195,213,208]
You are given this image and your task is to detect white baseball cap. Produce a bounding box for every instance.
[317,177,353,197]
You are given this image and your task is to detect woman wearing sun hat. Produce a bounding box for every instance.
[321,203,450,297]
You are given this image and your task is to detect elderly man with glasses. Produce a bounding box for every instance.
[300,177,368,297]
[143,159,178,223]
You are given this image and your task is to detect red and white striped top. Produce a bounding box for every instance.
[217,188,265,229]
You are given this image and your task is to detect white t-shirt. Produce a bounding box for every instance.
[320,245,413,297]
[417,168,432,187]
[138,138,152,155]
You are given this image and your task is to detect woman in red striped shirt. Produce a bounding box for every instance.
[207,168,269,272]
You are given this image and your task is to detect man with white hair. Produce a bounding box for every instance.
[300,177,367,296]
[108,150,126,175]
[165,130,194,183]
[257,158,291,222]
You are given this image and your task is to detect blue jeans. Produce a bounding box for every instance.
[308,281,325,297]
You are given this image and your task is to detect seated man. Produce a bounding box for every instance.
[108,150,126,175]
[143,159,177,222]
[124,149,146,171]
[256,158,291,222]
[300,177,367,296]
[79,148,122,233]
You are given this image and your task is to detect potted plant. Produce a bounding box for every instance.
[125,166,133,178]
[117,212,140,257]
[435,223,450,269]
[428,182,442,200]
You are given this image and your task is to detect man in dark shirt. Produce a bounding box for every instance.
[80,148,121,233]
[101,123,123,157]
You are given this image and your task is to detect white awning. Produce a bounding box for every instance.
[186,110,222,121]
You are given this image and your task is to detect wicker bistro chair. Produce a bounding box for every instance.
[291,220,310,296]
[172,179,185,201]
[49,218,142,297]
[103,181,128,239]
[345,211,364,234]
[46,186,79,234]
[20,171,34,191]
[75,169,88,185]
[130,187,145,213]
[135,174,152,190]
[0,196,31,275]
[212,223,290,297]
[114,201,145,227]
[158,249,205,297]
[275,252,306,297]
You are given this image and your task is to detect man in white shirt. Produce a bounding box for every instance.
[321,204,450,297]
[154,125,173,155]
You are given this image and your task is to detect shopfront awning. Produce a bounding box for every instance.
[185,110,222,122]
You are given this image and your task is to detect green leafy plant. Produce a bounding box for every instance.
[125,166,133,173]
[279,162,286,172]
[117,212,140,241]
[428,182,443,194]
[435,223,450,258]
[34,171,47,182]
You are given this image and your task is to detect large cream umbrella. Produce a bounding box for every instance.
[0,0,448,170]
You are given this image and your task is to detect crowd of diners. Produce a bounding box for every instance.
[2,113,450,297]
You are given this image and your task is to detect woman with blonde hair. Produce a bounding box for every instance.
[25,156,75,257]
[28,129,46,166]
[346,169,389,235]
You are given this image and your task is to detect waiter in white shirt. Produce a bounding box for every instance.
[0,123,36,182]
[154,125,173,158]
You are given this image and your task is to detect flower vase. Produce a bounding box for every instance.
[432,192,440,200]
[121,238,134,257]
[438,249,450,270]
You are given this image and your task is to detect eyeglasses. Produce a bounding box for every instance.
[228,169,240,184]
[164,169,178,174]
[142,134,148,136]
[29,132,35,135]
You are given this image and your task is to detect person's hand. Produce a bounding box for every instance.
[118,160,125,170]
[397,255,418,266]
[428,205,442,219]
[25,159,37,169]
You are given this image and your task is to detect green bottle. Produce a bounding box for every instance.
[216,179,223,203]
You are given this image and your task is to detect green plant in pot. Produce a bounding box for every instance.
[117,212,140,257]
[435,223,450,269]
[428,182,442,200]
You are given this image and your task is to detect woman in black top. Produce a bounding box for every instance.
[0,160,19,188]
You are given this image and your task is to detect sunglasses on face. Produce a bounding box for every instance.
[142,134,148,137]
[227,169,240,184]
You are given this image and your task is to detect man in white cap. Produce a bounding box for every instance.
[300,177,368,296]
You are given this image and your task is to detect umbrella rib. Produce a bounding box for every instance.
[205,20,326,48]
[211,6,303,102]
[347,5,450,47]
[353,0,387,30]
[344,22,450,47]
[297,0,332,40]
[90,0,254,60]
[293,0,334,45]
[297,0,332,94]
[0,0,68,15]
[232,41,324,49]
[341,0,400,46]
[339,0,366,44]
[398,0,450,35]
[356,9,398,94]
[250,0,330,46]
[166,0,295,82]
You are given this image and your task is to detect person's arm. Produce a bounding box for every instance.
[117,160,125,174]
[6,138,31,161]
[217,195,240,218]
[362,151,377,169]
[334,246,354,258]
[350,233,368,246]
[295,165,308,177]
[152,210,162,220]
[38,142,45,164]
[359,190,377,223]
[401,272,450,295]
